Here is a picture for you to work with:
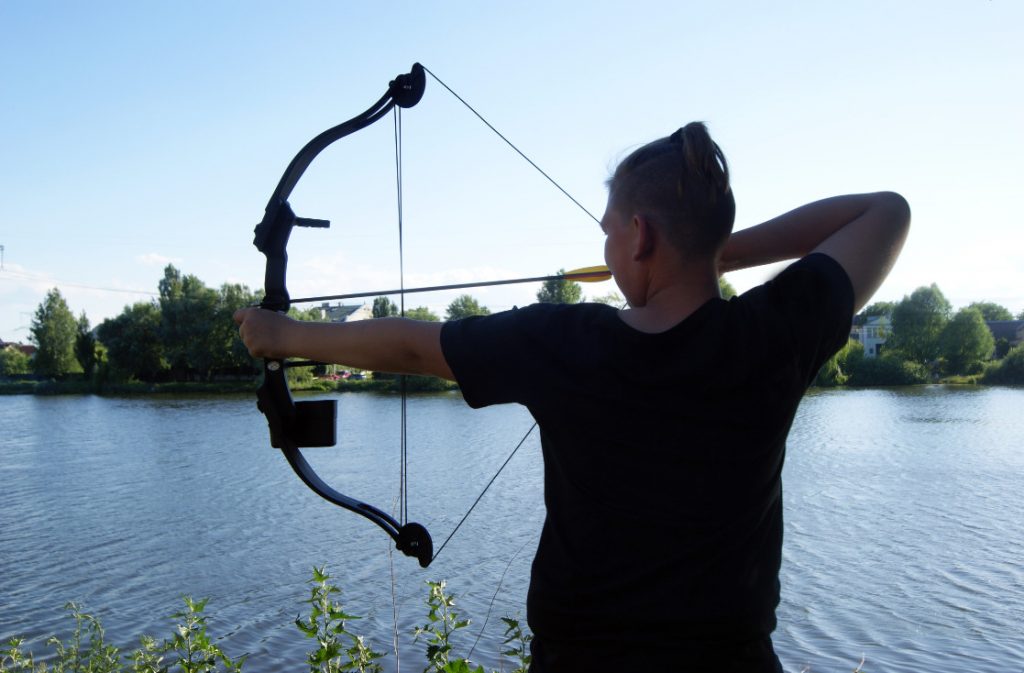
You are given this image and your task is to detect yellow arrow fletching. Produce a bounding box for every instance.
[562,265,611,283]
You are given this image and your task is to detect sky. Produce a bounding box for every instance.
[2,1,1022,342]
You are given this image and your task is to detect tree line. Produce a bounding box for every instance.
[815,285,1024,386]
[1,266,625,383]
[4,266,1021,386]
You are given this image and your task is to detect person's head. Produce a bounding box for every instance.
[605,122,735,263]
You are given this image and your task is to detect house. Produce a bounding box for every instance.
[985,320,1024,348]
[312,302,372,323]
[0,339,36,357]
[850,315,889,358]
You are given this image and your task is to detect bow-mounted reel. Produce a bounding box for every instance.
[251,63,433,568]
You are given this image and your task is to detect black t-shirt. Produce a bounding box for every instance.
[440,253,853,648]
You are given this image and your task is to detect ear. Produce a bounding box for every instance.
[630,214,656,261]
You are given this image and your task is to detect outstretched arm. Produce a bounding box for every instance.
[718,192,911,312]
[233,308,454,381]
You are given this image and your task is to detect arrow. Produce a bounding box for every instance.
[287,265,611,306]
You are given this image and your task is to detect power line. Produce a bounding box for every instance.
[0,268,159,297]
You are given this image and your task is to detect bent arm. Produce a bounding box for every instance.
[719,192,911,312]
[233,309,454,381]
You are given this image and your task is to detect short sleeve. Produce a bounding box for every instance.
[440,307,538,409]
[761,253,855,383]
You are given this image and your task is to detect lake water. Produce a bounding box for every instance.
[1,387,1021,672]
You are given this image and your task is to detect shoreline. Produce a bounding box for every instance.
[0,376,459,396]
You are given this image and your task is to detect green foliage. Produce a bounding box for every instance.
[0,346,31,376]
[445,295,490,321]
[847,351,929,386]
[888,284,952,363]
[371,297,398,319]
[97,303,167,382]
[0,598,244,673]
[74,313,100,379]
[47,602,120,672]
[861,301,895,319]
[405,307,440,322]
[939,307,994,375]
[413,581,480,673]
[30,288,81,377]
[993,337,1011,360]
[158,265,222,381]
[164,596,246,673]
[1,637,42,672]
[499,618,531,673]
[813,339,863,387]
[536,270,582,305]
[213,283,261,375]
[294,567,383,673]
[966,301,1013,321]
[589,290,625,307]
[718,276,736,300]
[982,343,1024,385]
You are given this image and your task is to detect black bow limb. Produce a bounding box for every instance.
[251,63,433,568]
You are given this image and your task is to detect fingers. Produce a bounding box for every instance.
[234,307,276,358]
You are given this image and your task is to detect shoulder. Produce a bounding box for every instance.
[740,253,854,316]
[443,302,617,341]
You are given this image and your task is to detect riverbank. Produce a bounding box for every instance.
[0,375,458,396]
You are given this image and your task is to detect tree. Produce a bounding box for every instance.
[213,282,261,374]
[445,295,491,321]
[966,301,1013,322]
[30,288,81,377]
[0,346,31,376]
[372,296,398,318]
[537,270,582,305]
[888,284,952,363]
[1018,310,1024,321]
[74,312,100,378]
[939,307,995,375]
[98,302,167,381]
[591,290,626,307]
[983,343,1024,384]
[855,300,895,326]
[405,306,439,321]
[719,277,737,300]
[158,264,220,380]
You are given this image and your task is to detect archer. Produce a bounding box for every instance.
[236,122,910,672]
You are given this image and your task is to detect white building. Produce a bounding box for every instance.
[850,315,890,358]
[313,302,373,323]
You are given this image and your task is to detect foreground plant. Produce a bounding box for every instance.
[499,618,531,673]
[413,580,484,673]
[294,566,384,673]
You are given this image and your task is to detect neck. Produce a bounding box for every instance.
[618,258,721,333]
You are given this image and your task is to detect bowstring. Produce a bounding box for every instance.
[421,65,601,226]
[375,66,599,564]
[393,106,409,529]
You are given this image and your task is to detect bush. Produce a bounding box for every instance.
[982,344,1024,385]
[847,352,929,386]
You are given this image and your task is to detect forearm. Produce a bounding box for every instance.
[719,193,901,273]
[235,309,453,380]
[719,191,910,312]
